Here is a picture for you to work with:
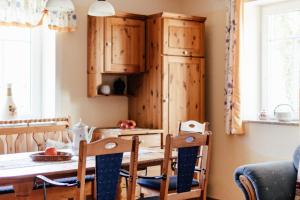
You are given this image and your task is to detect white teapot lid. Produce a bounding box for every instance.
[73,119,87,128]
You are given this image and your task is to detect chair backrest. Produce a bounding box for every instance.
[178,120,210,195]
[160,133,209,200]
[179,120,208,134]
[77,136,139,200]
[0,117,70,154]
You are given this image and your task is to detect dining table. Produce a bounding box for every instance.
[0,147,173,200]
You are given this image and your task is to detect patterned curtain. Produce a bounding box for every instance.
[225,0,244,135]
[0,0,76,32]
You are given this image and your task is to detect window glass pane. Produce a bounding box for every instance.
[264,10,300,117]
[2,41,31,115]
[0,27,30,41]
[0,27,33,117]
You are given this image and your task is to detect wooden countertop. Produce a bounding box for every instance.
[94,127,164,136]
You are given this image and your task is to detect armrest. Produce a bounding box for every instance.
[234,161,297,200]
[34,175,78,188]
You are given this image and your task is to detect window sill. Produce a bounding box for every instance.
[243,119,299,126]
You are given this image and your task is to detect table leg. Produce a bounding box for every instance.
[13,182,33,200]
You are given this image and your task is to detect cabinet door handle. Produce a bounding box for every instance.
[183,50,188,55]
[106,42,112,46]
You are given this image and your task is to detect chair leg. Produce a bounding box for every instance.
[139,168,149,198]
[43,182,47,200]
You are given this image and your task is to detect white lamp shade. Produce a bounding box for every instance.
[88,1,115,16]
[46,0,75,11]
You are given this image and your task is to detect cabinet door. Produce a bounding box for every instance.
[105,17,145,73]
[163,19,204,57]
[163,56,205,135]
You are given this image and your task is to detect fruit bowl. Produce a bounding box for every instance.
[117,120,136,129]
[30,152,72,162]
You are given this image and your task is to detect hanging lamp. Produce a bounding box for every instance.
[88,0,115,16]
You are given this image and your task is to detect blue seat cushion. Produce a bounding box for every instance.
[35,175,94,189]
[0,186,14,194]
[137,175,199,191]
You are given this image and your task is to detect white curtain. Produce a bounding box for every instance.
[0,0,77,32]
[225,0,244,134]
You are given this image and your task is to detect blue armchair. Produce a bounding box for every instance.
[234,146,300,200]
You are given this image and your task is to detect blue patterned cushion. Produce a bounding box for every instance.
[177,146,199,193]
[95,153,123,200]
[137,175,199,191]
[0,186,14,194]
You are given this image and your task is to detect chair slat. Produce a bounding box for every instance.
[179,120,207,133]
[172,133,207,149]
[86,137,133,156]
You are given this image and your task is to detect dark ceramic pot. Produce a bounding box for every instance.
[113,78,126,95]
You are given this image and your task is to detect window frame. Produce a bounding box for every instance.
[242,0,300,121]
[261,1,300,119]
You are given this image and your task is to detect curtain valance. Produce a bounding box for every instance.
[0,0,76,32]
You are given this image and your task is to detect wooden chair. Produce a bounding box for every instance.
[178,120,211,199]
[34,136,139,200]
[137,133,210,200]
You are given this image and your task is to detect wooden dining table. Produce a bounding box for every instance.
[0,148,171,200]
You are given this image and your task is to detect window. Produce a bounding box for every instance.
[242,0,300,120]
[0,26,55,119]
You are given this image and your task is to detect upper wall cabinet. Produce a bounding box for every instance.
[105,17,145,73]
[163,16,205,57]
[88,13,146,75]
[87,13,146,97]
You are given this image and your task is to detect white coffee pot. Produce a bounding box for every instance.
[69,119,96,155]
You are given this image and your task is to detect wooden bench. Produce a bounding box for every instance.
[0,117,95,200]
[0,117,71,154]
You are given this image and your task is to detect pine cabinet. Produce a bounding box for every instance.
[164,56,205,136]
[128,12,206,136]
[163,18,205,57]
[87,13,146,97]
[104,17,145,73]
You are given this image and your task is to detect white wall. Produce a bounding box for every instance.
[55,0,183,126]
[180,0,300,199]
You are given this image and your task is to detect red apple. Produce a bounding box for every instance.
[127,120,136,129]
[45,147,57,156]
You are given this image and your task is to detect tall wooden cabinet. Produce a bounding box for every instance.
[128,12,206,136]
